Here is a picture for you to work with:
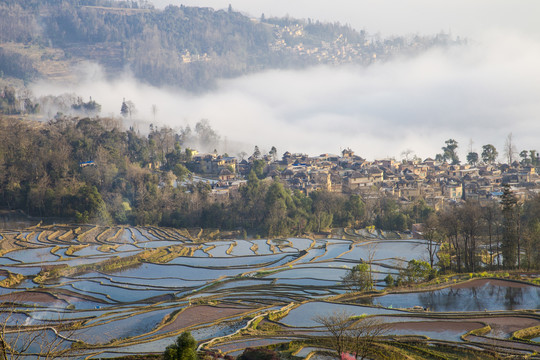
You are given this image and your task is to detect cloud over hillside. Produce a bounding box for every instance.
[32,31,540,160]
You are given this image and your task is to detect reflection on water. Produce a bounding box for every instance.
[389,328,464,342]
[362,280,540,311]
[0,215,40,229]
[282,301,402,327]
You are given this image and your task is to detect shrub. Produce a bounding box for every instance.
[237,347,280,360]
[163,332,198,360]
[384,274,394,287]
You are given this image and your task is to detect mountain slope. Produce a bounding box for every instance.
[0,0,461,90]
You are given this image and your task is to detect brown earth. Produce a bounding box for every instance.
[160,304,256,332]
[0,290,64,304]
[474,316,540,337]
[0,232,24,253]
[467,334,540,353]
[0,288,107,305]
[389,320,484,333]
[452,278,538,289]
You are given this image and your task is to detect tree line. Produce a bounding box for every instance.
[423,188,540,272]
[436,137,539,167]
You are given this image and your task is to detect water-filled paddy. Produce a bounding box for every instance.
[1,225,538,358]
[114,263,248,280]
[4,328,72,354]
[340,240,432,262]
[167,253,294,267]
[103,274,206,289]
[249,239,274,255]
[273,278,340,287]
[1,265,42,276]
[215,338,293,355]
[6,247,59,263]
[362,279,540,311]
[114,244,140,252]
[314,243,352,261]
[69,280,173,303]
[71,308,173,344]
[264,267,349,280]
[206,278,273,292]
[388,322,478,342]
[206,244,232,257]
[230,240,256,256]
[281,301,403,327]
[295,347,325,358]
[0,257,19,265]
[136,240,185,249]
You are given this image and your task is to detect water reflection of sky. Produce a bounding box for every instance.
[388,328,464,342]
[282,301,402,327]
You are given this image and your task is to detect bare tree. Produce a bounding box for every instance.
[238,151,247,161]
[126,101,137,120]
[439,205,462,272]
[151,104,158,123]
[313,310,388,360]
[313,310,351,358]
[423,213,440,268]
[0,305,77,359]
[459,201,483,272]
[349,316,389,360]
[504,133,518,165]
[366,242,377,289]
[400,149,414,162]
[482,202,501,269]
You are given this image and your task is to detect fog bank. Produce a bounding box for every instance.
[32,31,540,161]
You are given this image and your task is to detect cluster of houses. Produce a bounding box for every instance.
[267,23,459,67]
[187,149,540,209]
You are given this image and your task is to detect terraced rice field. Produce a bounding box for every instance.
[0,224,539,359]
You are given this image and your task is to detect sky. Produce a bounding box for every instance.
[32,1,540,161]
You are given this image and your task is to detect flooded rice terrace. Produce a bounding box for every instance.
[0,224,539,358]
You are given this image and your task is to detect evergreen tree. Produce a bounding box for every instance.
[441,139,459,165]
[342,263,372,292]
[481,144,498,164]
[120,99,129,118]
[163,331,198,360]
[269,146,277,161]
[466,152,478,166]
[252,145,261,159]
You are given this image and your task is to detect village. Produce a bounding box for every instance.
[267,21,457,66]
[187,148,540,210]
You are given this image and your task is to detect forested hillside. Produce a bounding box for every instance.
[0,0,461,90]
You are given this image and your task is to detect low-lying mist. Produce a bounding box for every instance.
[31,31,540,161]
